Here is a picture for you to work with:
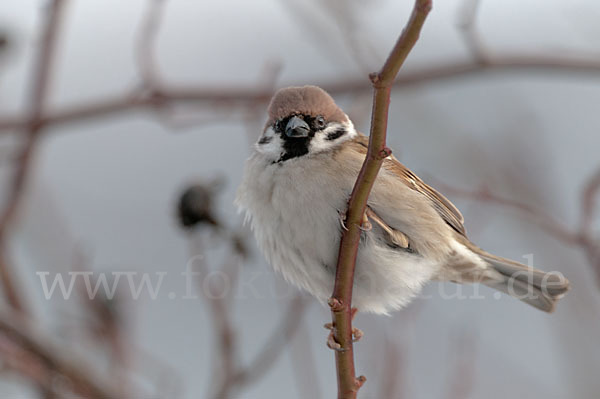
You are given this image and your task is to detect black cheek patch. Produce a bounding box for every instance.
[258,136,272,145]
[326,128,346,141]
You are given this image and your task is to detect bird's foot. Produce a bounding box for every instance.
[324,308,363,350]
[337,208,372,231]
[352,326,364,342]
[337,209,349,231]
[355,376,367,389]
[350,307,363,342]
[359,211,372,231]
[324,323,344,352]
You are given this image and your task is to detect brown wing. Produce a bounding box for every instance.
[350,134,467,236]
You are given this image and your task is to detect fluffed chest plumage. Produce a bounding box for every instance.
[242,154,349,290]
[272,166,343,243]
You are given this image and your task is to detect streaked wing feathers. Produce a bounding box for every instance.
[351,134,466,236]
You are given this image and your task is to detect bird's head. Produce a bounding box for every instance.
[256,86,357,163]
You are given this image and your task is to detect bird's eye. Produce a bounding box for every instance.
[274,120,282,132]
[315,116,326,129]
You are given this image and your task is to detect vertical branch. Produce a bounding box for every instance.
[0,0,67,313]
[136,0,167,88]
[328,1,432,398]
[580,167,600,236]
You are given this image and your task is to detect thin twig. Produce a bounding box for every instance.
[0,308,121,398]
[288,320,323,399]
[0,0,67,315]
[233,295,307,388]
[209,292,307,399]
[1,56,600,133]
[457,0,490,63]
[0,336,55,395]
[320,0,379,73]
[136,0,167,88]
[433,182,580,246]
[581,167,600,235]
[329,1,432,398]
[445,330,478,399]
[379,335,403,399]
[206,257,239,399]
[189,225,308,399]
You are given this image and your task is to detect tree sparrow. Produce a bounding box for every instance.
[236,85,569,314]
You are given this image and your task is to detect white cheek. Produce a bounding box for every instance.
[342,120,357,139]
[255,126,283,160]
[309,120,357,154]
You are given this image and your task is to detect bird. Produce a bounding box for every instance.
[236,85,570,315]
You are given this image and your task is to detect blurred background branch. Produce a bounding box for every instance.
[0,0,67,315]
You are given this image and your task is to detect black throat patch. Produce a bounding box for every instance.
[279,136,311,162]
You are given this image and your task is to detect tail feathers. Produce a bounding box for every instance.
[484,276,557,312]
[479,252,570,313]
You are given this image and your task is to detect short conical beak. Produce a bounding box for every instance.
[285,116,310,138]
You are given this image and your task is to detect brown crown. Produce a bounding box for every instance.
[265,86,348,129]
